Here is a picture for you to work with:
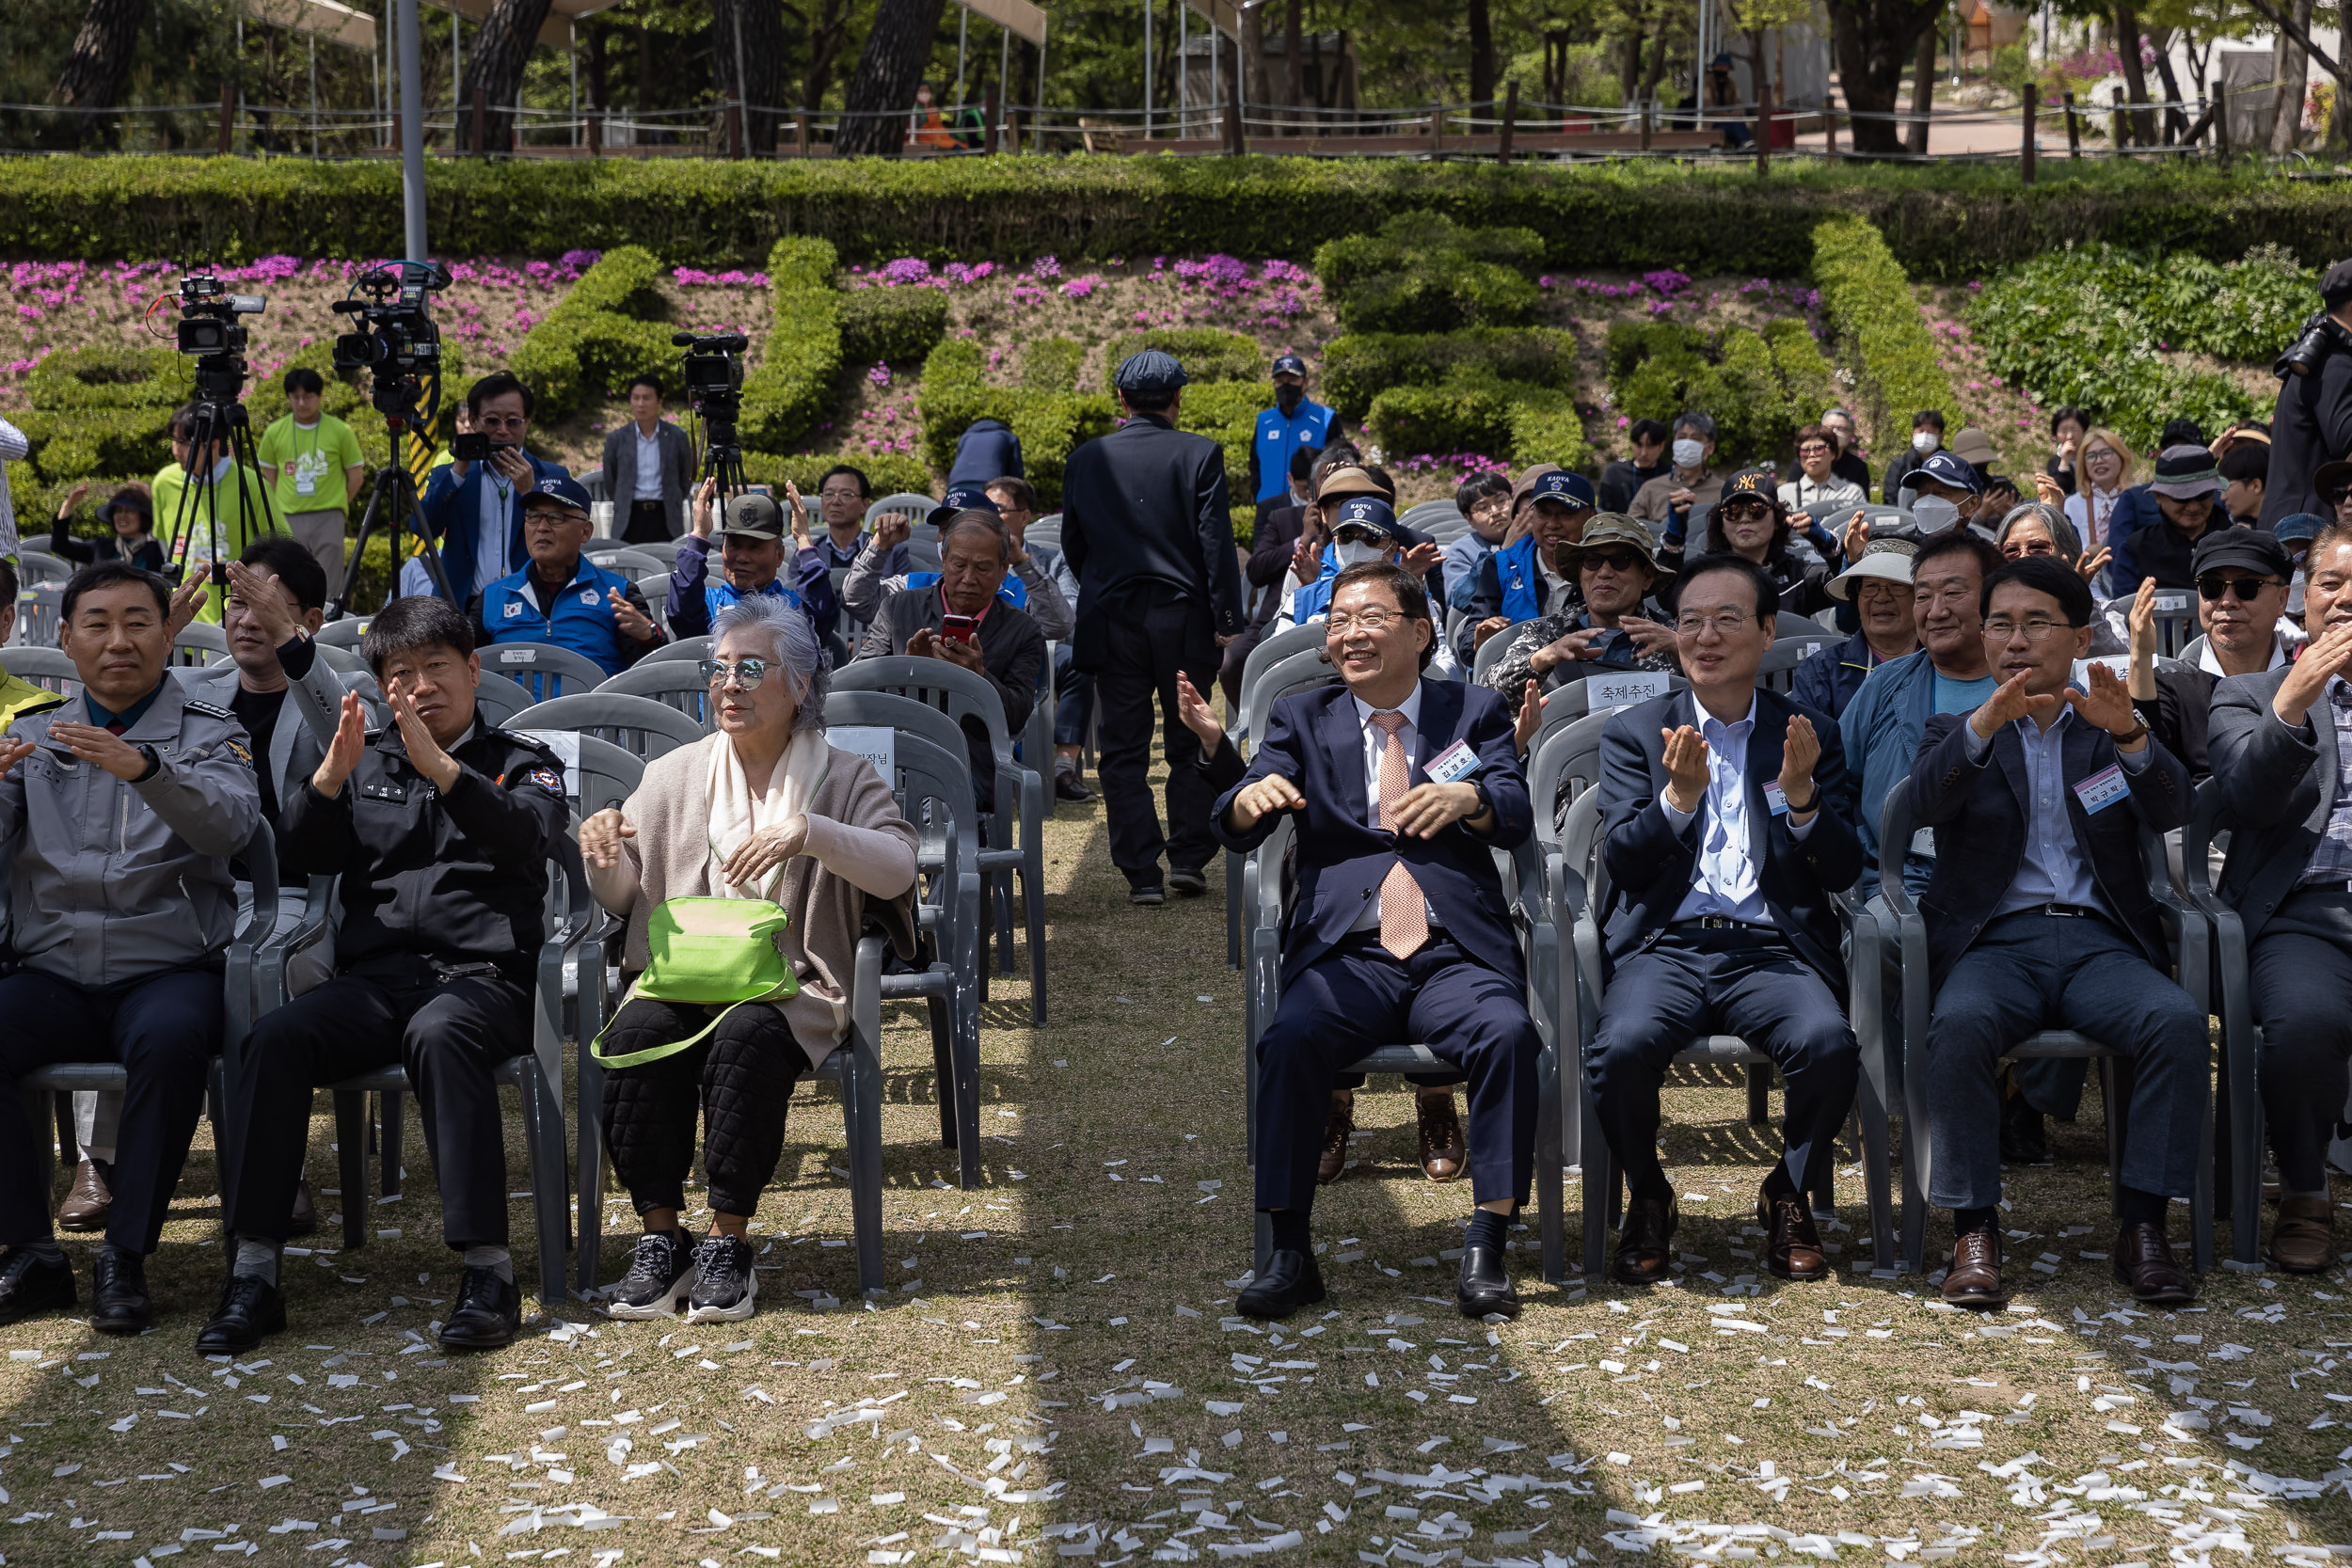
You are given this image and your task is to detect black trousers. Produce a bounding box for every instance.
[0,967,222,1254]
[227,958,531,1250]
[598,999,806,1218]
[2250,891,2352,1192]
[624,499,671,545]
[1588,927,1858,1203]
[1094,586,1218,887]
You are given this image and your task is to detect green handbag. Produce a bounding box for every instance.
[591,895,801,1069]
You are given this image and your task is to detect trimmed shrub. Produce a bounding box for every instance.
[1322,328,1579,420]
[1365,368,1596,474]
[838,286,949,371]
[1101,327,1263,388]
[24,346,187,410]
[1718,327,1793,460]
[1313,214,1546,294]
[1603,320,1707,385]
[1763,318,1841,427]
[506,245,675,423]
[1812,216,1963,457]
[1022,338,1085,391]
[743,450,932,499]
[1507,388,1597,475]
[739,236,842,455]
[1314,213,1546,335]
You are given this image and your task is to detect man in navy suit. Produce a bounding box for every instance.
[1589,555,1863,1286]
[1910,555,2201,1309]
[419,372,571,605]
[1214,562,1537,1321]
[2207,521,2352,1273]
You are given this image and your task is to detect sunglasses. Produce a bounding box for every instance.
[1581,549,1647,573]
[2196,575,2281,602]
[699,657,771,689]
[1717,501,1774,522]
[2328,486,2352,507]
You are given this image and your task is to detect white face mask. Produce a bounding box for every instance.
[1672,438,1705,469]
[1910,496,1961,534]
[1913,430,1939,454]
[1332,541,1387,570]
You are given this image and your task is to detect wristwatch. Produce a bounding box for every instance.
[1782,784,1820,815]
[2111,719,2151,748]
[1470,778,1495,818]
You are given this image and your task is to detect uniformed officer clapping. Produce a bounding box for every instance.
[204,594,569,1356]
[0,562,263,1336]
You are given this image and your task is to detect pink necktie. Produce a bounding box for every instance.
[1371,711,1429,960]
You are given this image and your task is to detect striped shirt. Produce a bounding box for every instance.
[2302,676,2352,887]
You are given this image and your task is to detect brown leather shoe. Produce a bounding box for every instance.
[2112,1222,2197,1305]
[287,1177,318,1238]
[1942,1225,2007,1308]
[57,1159,111,1233]
[1316,1091,1355,1186]
[1417,1089,1465,1182]
[1612,1195,1678,1285]
[2269,1196,2333,1274]
[1758,1186,1829,1280]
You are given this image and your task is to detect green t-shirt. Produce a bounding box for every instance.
[155,456,268,624]
[258,413,363,519]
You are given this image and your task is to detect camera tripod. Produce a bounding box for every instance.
[165,373,284,597]
[328,408,452,621]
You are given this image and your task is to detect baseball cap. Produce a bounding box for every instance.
[1566,514,1669,578]
[1510,463,1563,510]
[1528,470,1597,510]
[1949,426,1997,468]
[1828,537,1918,601]
[2149,444,2222,499]
[1329,496,1402,539]
[2190,527,2292,580]
[1315,466,1391,503]
[2274,512,2328,545]
[1913,450,1983,495]
[928,483,999,531]
[2324,259,2352,309]
[1113,350,1189,396]
[1716,468,1782,507]
[1271,354,1308,377]
[519,474,594,516]
[718,491,785,539]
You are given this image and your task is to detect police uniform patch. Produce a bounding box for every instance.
[517,765,565,796]
[224,739,254,767]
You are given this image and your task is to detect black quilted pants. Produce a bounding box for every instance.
[599,999,807,1218]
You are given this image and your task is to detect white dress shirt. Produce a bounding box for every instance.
[1659,693,1814,925]
[633,426,662,501]
[1347,683,1423,934]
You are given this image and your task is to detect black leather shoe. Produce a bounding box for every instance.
[1455,1244,1520,1320]
[0,1246,75,1325]
[1235,1250,1325,1320]
[438,1266,522,1351]
[1168,866,1209,897]
[197,1275,285,1355]
[1055,770,1094,803]
[89,1248,151,1336]
[1612,1196,1679,1285]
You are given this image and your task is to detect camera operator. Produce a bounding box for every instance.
[2261,260,2352,530]
[420,373,570,604]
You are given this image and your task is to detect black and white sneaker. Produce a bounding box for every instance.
[684,1234,757,1323]
[606,1230,695,1320]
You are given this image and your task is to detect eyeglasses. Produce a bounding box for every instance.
[1797,443,1832,459]
[699,657,771,689]
[2328,486,2352,507]
[1330,527,1389,546]
[2084,447,2120,466]
[1675,611,1753,635]
[1326,610,1405,633]
[1716,501,1774,523]
[474,414,528,433]
[1581,550,1647,573]
[1981,617,2074,641]
[521,511,581,531]
[818,486,864,501]
[2197,574,2282,602]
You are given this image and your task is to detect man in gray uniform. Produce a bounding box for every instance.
[0,562,263,1333]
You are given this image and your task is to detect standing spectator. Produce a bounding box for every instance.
[845,485,1070,640]
[1880,409,1948,505]
[1439,470,1513,614]
[2112,445,2237,594]
[1060,351,1246,907]
[1629,412,1725,548]
[2043,406,2091,499]
[1791,540,1918,721]
[946,416,1023,489]
[599,375,695,545]
[1464,470,1595,657]
[1779,423,1867,527]
[1248,355,1337,508]
[257,367,365,583]
[666,483,835,643]
[1598,419,1671,515]
[0,411,24,561]
[1821,406,1873,494]
[2259,259,2352,530]
[48,483,164,572]
[1476,515,1678,699]
[2221,439,2268,526]
[420,372,570,605]
[804,465,902,574]
[468,475,665,677]
[155,404,269,621]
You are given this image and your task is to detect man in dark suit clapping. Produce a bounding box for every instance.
[1910,555,2201,1309]
[1589,555,1864,1288]
[2207,521,2352,1272]
[1213,562,1537,1322]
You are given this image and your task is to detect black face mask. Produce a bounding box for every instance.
[1275,383,1304,416]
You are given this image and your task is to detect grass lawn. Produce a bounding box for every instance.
[1,756,2349,1566]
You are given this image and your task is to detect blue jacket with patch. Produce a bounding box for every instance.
[478,557,643,676]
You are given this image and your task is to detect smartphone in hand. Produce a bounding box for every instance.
[940,613,979,645]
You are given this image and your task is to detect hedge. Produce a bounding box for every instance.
[739,236,841,455]
[1323,328,1578,420]
[743,450,932,499]
[1603,316,1829,466]
[1763,318,1840,430]
[838,286,948,370]
[1024,338,1084,390]
[1811,216,1963,455]
[1314,214,1546,334]
[1363,368,1595,475]
[23,156,2352,280]
[504,245,676,423]
[1101,327,1263,388]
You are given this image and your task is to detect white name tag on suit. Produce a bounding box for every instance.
[1423,739,1480,784]
[1587,670,1670,712]
[2074,763,2129,816]
[1763,781,1790,816]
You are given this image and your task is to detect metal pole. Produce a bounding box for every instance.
[399,0,428,261]
[1143,0,1153,139]
[1210,18,1220,136]
[569,22,579,149]
[372,21,382,148]
[1034,32,1045,150]
[731,0,750,152]
[1179,0,1188,135]
[956,6,969,107]
[2022,78,2037,180]
[310,34,319,155]
[451,1,461,133]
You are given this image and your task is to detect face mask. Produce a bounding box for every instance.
[1275,383,1305,416]
[1910,496,1961,534]
[1332,541,1386,569]
[1672,438,1704,469]
[1913,430,1939,454]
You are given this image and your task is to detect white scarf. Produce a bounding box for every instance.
[705,727,831,902]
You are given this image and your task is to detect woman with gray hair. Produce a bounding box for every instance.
[1998,500,2128,653]
[580,592,918,1322]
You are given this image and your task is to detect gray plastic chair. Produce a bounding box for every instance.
[15,550,72,587]
[1232,623,1330,738]
[480,641,611,704]
[2177,779,2264,1267]
[1225,643,1342,967]
[174,622,230,668]
[13,585,65,649]
[501,730,644,820]
[316,642,370,676]
[637,574,674,637]
[586,546,668,583]
[1234,652,1345,1040]
[1758,637,1832,695]
[599,657,715,727]
[906,539,943,573]
[511,692,707,759]
[641,635,712,667]
[833,656,1048,1024]
[1399,499,1466,534]
[471,670,532,728]
[0,645,81,698]
[1470,622,1521,686]
[865,493,934,529]
[316,616,371,649]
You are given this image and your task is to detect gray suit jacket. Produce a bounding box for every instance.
[2209,663,2342,942]
[599,420,696,538]
[188,648,344,817]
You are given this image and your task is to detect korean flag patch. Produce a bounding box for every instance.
[501,600,524,620]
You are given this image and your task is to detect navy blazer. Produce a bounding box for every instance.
[2208,663,2338,943]
[1909,710,2191,991]
[1060,414,1246,668]
[1597,687,1862,987]
[1212,679,1532,989]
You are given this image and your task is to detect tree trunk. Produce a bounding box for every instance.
[1618,12,1645,103]
[713,0,787,152]
[1468,0,1495,121]
[1239,4,1271,129]
[786,0,857,114]
[2147,24,2186,141]
[1284,0,1306,124]
[2113,1,2157,145]
[2271,0,2311,152]
[1825,0,1943,155]
[837,0,947,153]
[1905,20,1934,154]
[52,0,149,148]
[637,24,654,114]
[458,0,556,150]
[583,23,605,112]
[1640,16,1672,117]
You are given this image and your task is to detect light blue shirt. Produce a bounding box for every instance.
[1442,531,1498,611]
[1963,705,2152,921]
[1659,693,1814,924]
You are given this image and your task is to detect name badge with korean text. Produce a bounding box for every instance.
[830,725,896,784]
[1586,670,1670,711]
[2074,763,2129,816]
[1423,739,1481,785]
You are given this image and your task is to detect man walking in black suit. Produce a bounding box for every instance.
[1214,562,1537,1321]
[1909,555,2201,1309]
[1589,555,1863,1287]
[1062,351,1248,907]
[2208,521,2352,1272]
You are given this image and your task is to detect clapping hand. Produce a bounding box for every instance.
[1778,713,1820,819]
[310,691,369,797]
[1969,671,2059,738]
[1838,509,1871,561]
[2032,472,2067,509]
[0,738,32,780]
[2125,578,2158,661]
[1400,540,1443,578]
[45,721,148,781]
[580,806,636,870]
[2065,659,2141,742]
[225,561,299,646]
[1620,613,1677,657]
[387,682,459,790]
[166,564,211,641]
[56,482,90,522]
[782,482,815,553]
[1227,773,1305,832]
[1470,615,1513,651]
[1391,780,1484,837]
[721,814,809,889]
[1174,671,1224,753]
[690,477,720,540]
[1512,678,1543,756]
[872,511,912,554]
[2075,545,2110,583]
[2277,619,2352,725]
[1661,724,1710,816]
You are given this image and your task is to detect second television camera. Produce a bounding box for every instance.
[333,260,451,420]
[675,330,749,494]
